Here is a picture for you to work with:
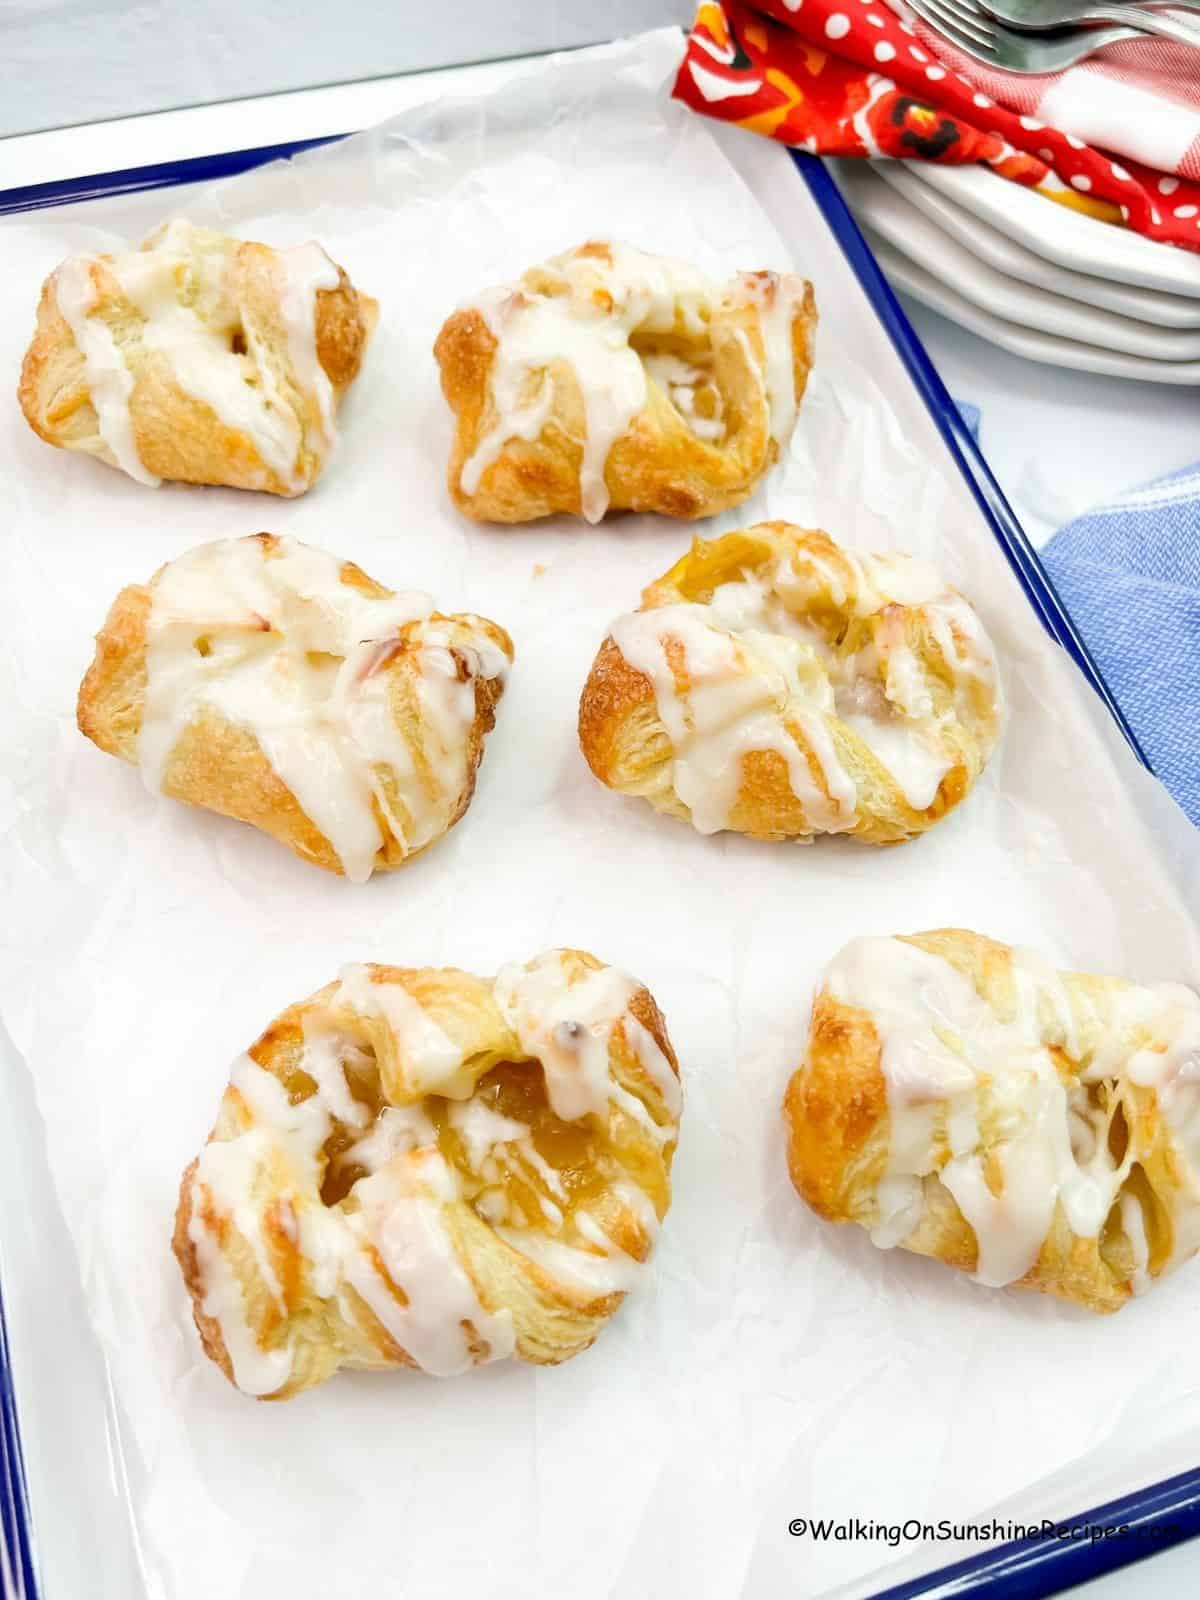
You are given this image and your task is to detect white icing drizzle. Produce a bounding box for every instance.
[54,220,343,490]
[337,1105,437,1174]
[456,246,816,518]
[477,1127,569,1226]
[336,964,470,1095]
[187,1190,294,1396]
[1119,1191,1152,1296]
[278,241,340,454]
[610,602,856,835]
[188,1055,329,1395]
[500,1182,659,1297]
[195,1134,290,1309]
[512,1143,568,1204]
[1118,983,1200,1091]
[53,257,160,485]
[821,936,1200,1289]
[641,351,725,442]
[340,1150,516,1375]
[448,1101,529,1169]
[460,243,717,523]
[230,1053,330,1182]
[138,536,507,881]
[841,707,946,811]
[607,539,1001,830]
[731,270,810,447]
[494,951,680,1125]
[475,1190,509,1225]
[602,1180,662,1247]
[495,1225,645,1297]
[300,1023,370,1133]
[187,951,678,1391]
[189,1089,513,1387]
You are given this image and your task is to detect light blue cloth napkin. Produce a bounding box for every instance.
[1042,462,1200,827]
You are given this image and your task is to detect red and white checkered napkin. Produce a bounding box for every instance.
[924,13,1200,184]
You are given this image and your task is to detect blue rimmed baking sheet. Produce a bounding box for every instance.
[0,112,1186,1600]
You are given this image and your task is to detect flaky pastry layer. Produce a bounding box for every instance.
[435,240,816,524]
[175,949,682,1397]
[77,533,512,880]
[578,522,1003,844]
[19,220,376,495]
[783,929,1200,1313]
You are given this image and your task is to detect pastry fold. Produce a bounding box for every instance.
[174,949,682,1397]
[77,533,512,880]
[434,240,816,524]
[18,220,376,495]
[578,522,1002,844]
[783,930,1200,1313]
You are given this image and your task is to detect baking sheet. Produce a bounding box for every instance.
[2,29,1199,1600]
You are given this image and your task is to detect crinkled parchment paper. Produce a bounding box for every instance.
[1,30,1199,1600]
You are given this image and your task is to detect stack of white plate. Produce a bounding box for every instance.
[833,158,1200,383]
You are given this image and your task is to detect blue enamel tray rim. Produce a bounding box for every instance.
[0,1276,37,1600]
[0,133,1174,1600]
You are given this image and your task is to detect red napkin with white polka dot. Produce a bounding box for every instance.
[674,0,1200,254]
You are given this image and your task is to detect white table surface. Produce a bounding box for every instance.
[1,50,1197,1600]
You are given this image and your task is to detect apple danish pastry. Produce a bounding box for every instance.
[783,930,1200,1313]
[18,219,376,495]
[577,522,1002,844]
[434,240,816,524]
[174,949,682,1397]
[77,534,511,880]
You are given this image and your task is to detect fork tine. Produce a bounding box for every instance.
[923,0,996,37]
[907,0,997,53]
[915,0,994,47]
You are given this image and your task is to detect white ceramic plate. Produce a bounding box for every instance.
[900,161,1200,300]
[865,230,1200,383]
[869,162,1200,331]
[835,163,1200,361]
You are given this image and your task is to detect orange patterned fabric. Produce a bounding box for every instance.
[673,0,1200,254]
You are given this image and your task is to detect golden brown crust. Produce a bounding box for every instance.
[173,1157,238,1389]
[782,999,888,1224]
[174,952,681,1397]
[434,248,816,524]
[18,228,377,495]
[315,270,378,391]
[782,930,1198,1315]
[76,583,152,760]
[76,535,512,877]
[578,523,1003,846]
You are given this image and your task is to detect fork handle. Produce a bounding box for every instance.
[1082,3,1200,44]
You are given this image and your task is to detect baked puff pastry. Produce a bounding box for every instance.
[783,931,1200,1313]
[18,219,375,495]
[578,522,1002,844]
[434,240,816,524]
[174,949,682,1397]
[77,533,511,880]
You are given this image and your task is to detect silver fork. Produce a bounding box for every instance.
[916,0,1200,55]
[984,0,1200,21]
[978,0,1200,42]
[905,0,1142,69]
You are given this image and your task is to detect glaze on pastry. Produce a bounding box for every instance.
[174,949,682,1397]
[18,220,376,495]
[783,930,1200,1312]
[434,240,816,524]
[77,534,511,879]
[578,522,1002,844]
